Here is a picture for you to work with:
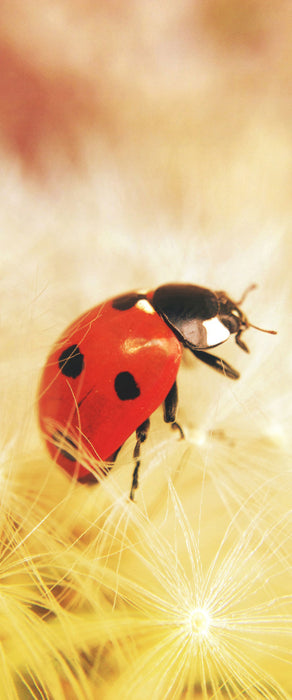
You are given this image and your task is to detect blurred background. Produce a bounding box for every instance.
[1,1,291,292]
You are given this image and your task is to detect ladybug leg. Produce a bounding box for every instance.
[190,349,240,380]
[163,381,184,439]
[235,329,250,353]
[130,418,150,501]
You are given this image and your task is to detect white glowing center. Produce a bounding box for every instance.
[189,607,211,639]
[202,317,230,346]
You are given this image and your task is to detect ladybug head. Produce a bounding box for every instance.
[216,284,277,353]
[150,283,276,353]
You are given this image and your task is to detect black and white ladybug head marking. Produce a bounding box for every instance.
[214,287,252,352]
[151,283,276,352]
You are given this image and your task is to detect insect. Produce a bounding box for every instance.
[38,283,276,499]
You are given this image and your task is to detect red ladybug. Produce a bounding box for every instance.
[38,283,276,499]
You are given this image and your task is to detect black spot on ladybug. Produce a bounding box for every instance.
[114,371,141,400]
[58,344,84,378]
[53,430,77,462]
[112,292,146,311]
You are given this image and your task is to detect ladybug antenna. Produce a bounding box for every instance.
[236,283,277,335]
[247,322,277,336]
[235,283,258,306]
[233,284,277,352]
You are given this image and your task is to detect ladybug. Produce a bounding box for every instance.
[38,283,276,499]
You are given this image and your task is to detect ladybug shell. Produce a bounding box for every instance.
[38,296,182,480]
